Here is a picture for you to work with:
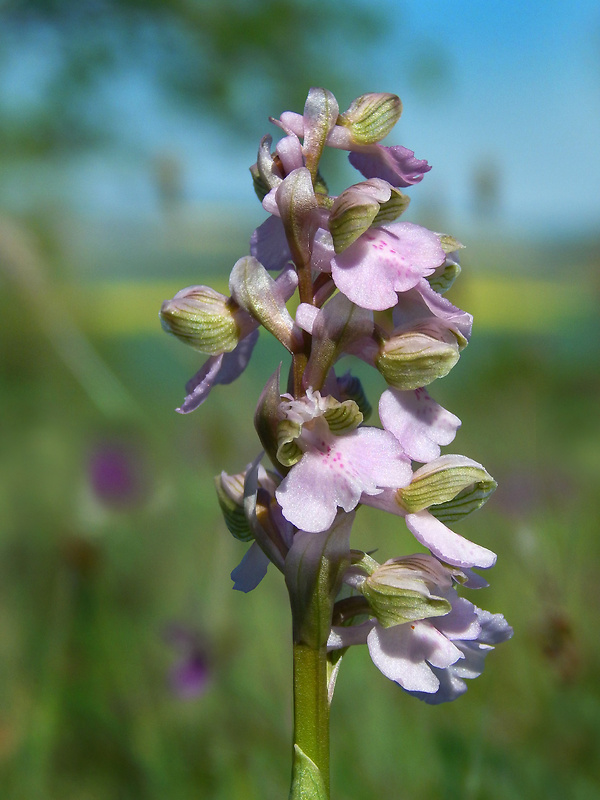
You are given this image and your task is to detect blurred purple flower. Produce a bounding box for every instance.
[88,440,145,508]
[164,624,211,700]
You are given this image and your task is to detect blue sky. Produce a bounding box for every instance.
[3,0,599,237]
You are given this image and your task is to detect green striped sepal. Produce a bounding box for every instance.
[427,256,462,294]
[323,399,363,434]
[372,187,411,226]
[337,93,403,145]
[328,179,391,253]
[376,322,462,390]
[439,234,464,254]
[329,198,379,253]
[397,455,497,518]
[214,471,253,542]
[426,235,464,294]
[160,286,242,355]
[276,419,303,467]
[359,554,456,628]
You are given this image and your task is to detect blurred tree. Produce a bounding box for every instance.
[0,0,379,157]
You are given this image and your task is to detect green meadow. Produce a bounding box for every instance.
[1,210,599,799]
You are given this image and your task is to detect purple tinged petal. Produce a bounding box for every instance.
[396,278,473,341]
[230,541,270,593]
[331,222,445,311]
[367,620,463,692]
[348,145,431,187]
[295,303,319,334]
[262,188,279,215]
[250,216,292,271]
[434,593,481,641]
[177,329,259,414]
[461,568,490,589]
[379,387,461,462]
[275,111,305,137]
[408,606,513,704]
[405,510,497,569]
[475,608,514,646]
[276,133,304,174]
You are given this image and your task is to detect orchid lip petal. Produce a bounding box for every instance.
[330,222,446,311]
[405,510,497,569]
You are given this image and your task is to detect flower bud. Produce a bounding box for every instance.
[160,286,245,355]
[338,93,403,145]
[360,555,454,628]
[397,454,496,517]
[329,179,390,253]
[375,323,461,390]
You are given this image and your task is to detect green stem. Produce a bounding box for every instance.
[291,642,331,798]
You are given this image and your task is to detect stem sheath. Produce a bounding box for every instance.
[291,642,330,798]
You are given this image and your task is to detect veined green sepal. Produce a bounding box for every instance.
[160,286,242,355]
[323,399,363,434]
[329,200,379,253]
[361,578,451,628]
[214,472,253,542]
[328,179,391,254]
[372,187,410,225]
[375,325,461,390]
[338,93,402,145]
[430,478,498,524]
[359,554,455,627]
[276,418,304,467]
[397,455,497,514]
[428,256,462,294]
[439,234,465,254]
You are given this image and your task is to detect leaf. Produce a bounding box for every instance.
[289,745,328,800]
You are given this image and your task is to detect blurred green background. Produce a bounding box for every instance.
[1,1,600,798]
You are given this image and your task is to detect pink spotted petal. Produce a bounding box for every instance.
[276,428,411,533]
[331,222,445,311]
